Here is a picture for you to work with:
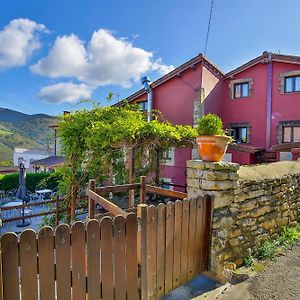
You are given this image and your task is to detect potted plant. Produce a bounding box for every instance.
[196,113,232,162]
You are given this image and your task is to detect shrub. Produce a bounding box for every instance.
[278,225,300,249]
[196,113,226,136]
[0,172,60,192]
[257,241,276,260]
[244,255,255,267]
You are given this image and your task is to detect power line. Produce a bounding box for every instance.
[204,0,215,56]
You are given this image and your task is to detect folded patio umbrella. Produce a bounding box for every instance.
[16,161,30,227]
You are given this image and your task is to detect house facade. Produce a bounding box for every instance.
[118,52,300,189]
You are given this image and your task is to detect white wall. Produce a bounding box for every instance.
[13,148,53,172]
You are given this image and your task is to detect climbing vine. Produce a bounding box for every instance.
[57,104,197,219]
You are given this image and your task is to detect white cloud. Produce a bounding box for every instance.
[38,82,91,104]
[31,29,174,88]
[0,18,46,70]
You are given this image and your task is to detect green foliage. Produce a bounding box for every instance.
[196,113,226,136]
[278,225,300,249]
[0,172,60,192]
[57,104,197,217]
[244,255,255,267]
[257,240,276,260]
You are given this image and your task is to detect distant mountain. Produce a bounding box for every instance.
[0,108,58,164]
[0,108,53,122]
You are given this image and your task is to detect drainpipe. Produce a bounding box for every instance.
[266,52,273,151]
[141,76,152,122]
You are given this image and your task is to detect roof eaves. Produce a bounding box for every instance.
[114,53,224,105]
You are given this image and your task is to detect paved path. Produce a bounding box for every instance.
[194,242,300,300]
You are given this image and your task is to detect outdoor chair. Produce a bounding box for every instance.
[7,188,17,198]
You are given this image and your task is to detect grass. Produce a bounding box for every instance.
[243,223,300,271]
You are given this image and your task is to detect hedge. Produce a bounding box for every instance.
[0,172,61,193]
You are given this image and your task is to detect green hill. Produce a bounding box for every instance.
[0,108,57,165]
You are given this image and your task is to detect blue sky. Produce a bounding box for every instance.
[0,0,300,115]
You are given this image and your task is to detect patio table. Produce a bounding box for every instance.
[36,189,52,200]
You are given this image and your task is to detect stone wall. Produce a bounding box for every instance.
[187,160,300,280]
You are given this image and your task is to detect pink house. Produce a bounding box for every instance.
[117,52,300,189]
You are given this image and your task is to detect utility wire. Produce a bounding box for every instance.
[204,0,215,56]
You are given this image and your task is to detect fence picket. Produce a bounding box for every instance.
[126,213,138,300]
[187,198,197,280]
[195,196,205,273]
[173,200,182,288]
[180,199,189,283]
[1,233,20,300]
[19,229,38,300]
[86,220,101,300]
[55,224,71,300]
[38,227,55,300]
[156,203,166,298]
[71,222,86,300]
[147,205,157,299]
[100,217,114,300]
[165,201,175,294]
[114,216,126,300]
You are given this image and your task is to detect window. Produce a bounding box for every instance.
[230,127,248,143]
[229,78,253,99]
[161,148,175,166]
[234,82,249,98]
[284,76,300,93]
[137,101,148,111]
[282,125,300,142]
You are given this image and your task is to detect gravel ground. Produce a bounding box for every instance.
[194,242,300,300]
[248,242,300,300]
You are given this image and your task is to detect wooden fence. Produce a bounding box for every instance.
[0,192,213,300]
[138,195,212,300]
[0,214,138,300]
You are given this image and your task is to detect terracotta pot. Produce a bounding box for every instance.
[196,135,231,162]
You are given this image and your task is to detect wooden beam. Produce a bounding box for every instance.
[95,183,140,194]
[1,199,56,211]
[146,185,187,200]
[86,189,129,218]
[88,179,96,219]
[139,176,146,204]
[272,142,300,152]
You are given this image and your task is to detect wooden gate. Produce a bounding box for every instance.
[0,196,212,300]
[0,214,138,300]
[138,195,212,300]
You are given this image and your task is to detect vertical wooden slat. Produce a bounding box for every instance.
[0,246,3,300]
[19,229,38,300]
[173,200,182,288]
[180,199,189,283]
[195,196,205,273]
[38,227,55,300]
[55,224,71,300]
[203,195,213,271]
[187,198,197,280]
[100,217,114,300]
[164,201,174,294]
[71,222,86,300]
[86,219,101,300]
[1,233,20,300]
[126,213,138,300]
[156,203,166,298]
[88,180,96,219]
[147,205,157,300]
[114,216,126,300]
[139,176,146,204]
[138,204,148,300]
